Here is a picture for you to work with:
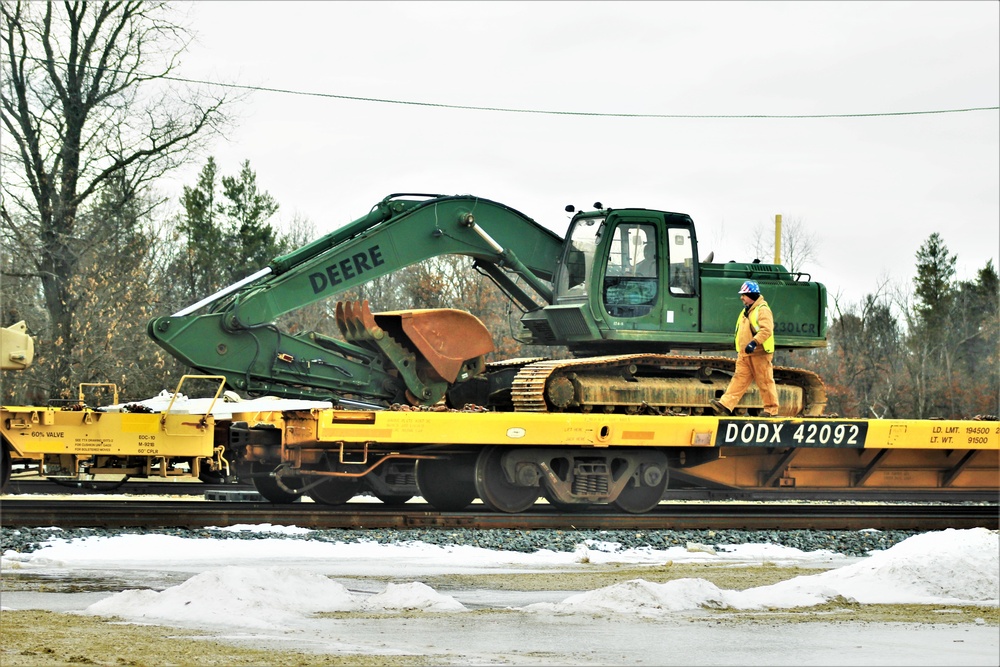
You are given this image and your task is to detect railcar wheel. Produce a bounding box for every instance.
[415,454,477,511]
[610,464,668,514]
[475,446,538,513]
[307,476,360,505]
[251,462,303,504]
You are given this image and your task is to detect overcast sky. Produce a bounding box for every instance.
[165,1,999,308]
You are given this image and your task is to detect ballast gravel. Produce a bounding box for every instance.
[1,526,919,557]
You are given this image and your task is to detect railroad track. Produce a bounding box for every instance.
[3,478,238,496]
[5,478,998,505]
[2,498,996,531]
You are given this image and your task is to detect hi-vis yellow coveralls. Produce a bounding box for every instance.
[718,297,779,416]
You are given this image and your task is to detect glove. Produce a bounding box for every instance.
[744,340,758,354]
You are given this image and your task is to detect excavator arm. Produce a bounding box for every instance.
[148,194,565,405]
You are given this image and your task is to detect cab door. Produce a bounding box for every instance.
[660,224,699,333]
[599,217,699,333]
[601,222,660,325]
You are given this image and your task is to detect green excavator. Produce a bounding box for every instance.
[148,193,828,418]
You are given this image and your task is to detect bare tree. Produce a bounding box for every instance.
[826,284,904,418]
[749,216,819,275]
[1,1,230,398]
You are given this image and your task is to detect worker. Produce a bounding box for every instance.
[710,280,779,417]
[633,237,657,277]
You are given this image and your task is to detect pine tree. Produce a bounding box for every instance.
[951,260,1000,416]
[912,232,956,326]
[221,160,282,279]
[173,158,285,301]
[178,157,226,299]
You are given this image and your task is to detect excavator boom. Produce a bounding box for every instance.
[148,194,564,404]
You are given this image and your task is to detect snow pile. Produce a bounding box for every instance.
[360,582,466,612]
[3,532,379,570]
[525,528,999,616]
[86,566,358,628]
[752,526,1000,606]
[103,390,332,418]
[211,523,314,535]
[540,578,732,615]
[4,528,996,625]
[3,533,585,575]
[84,567,466,626]
[9,529,846,574]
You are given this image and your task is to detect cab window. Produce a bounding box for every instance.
[668,228,694,295]
[604,223,657,317]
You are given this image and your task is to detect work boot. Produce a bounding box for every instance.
[709,399,732,416]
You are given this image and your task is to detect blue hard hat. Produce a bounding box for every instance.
[738,280,760,295]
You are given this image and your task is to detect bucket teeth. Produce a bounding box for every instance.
[336,300,383,344]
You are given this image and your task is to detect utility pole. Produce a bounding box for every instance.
[774,214,782,264]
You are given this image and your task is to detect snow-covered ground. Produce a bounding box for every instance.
[2,527,998,665]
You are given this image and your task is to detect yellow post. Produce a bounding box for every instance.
[774,214,782,264]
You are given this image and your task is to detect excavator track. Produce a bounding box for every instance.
[772,362,828,417]
[508,354,827,417]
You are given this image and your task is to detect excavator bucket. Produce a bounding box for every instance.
[336,300,495,383]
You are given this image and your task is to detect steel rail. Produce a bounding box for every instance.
[1,499,996,531]
[5,478,998,505]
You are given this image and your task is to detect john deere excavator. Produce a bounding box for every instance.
[148,193,828,419]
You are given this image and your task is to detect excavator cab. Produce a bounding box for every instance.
[537,204,825,357]
[538,208,705,353]
[561,216,664,317]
